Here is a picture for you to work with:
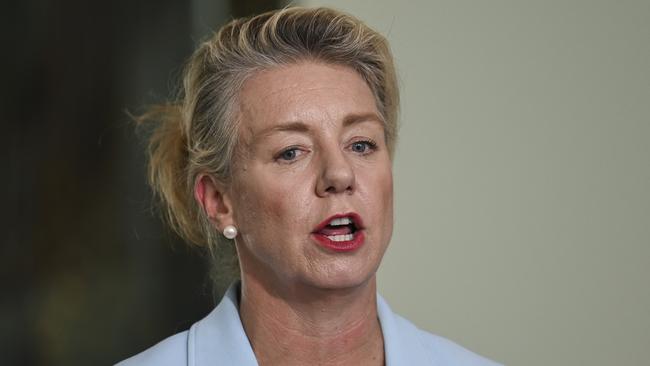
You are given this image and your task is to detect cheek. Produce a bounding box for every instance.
[381,166,394,234]
[364,160,393,239]
[357,160,393,231]
[233,172,313,241]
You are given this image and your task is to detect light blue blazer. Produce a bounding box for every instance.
[117,283,500,365]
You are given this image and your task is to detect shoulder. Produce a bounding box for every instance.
[114,282,256,366]
[411,321,501,366]
[378,295,502,366]
[395,312,501,366]
[114,331,188,366]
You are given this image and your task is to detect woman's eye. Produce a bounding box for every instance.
[350,140,377,154]
[276,147,303,162]
[281,149,297,160]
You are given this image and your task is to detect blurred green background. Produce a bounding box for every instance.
[2,1,284,365]
[304,1,649,365]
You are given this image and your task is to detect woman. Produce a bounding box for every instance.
[118,7,500,366]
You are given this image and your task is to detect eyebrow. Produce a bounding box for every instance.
[259,121,311,137]
[342,112,384,128]
[255,112,384,140]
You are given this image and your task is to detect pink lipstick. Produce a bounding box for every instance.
[311,212,365,252]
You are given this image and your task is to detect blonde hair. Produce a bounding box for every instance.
[140,7,399,279]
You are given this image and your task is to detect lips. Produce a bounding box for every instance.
[311,212,365,252]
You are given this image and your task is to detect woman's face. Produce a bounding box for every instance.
[228,62,393,290]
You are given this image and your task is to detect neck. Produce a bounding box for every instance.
[238,273,385,366]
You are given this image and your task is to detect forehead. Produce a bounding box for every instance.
[237,62,380,138]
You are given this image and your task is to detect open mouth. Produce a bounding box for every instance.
[312,213,365,252]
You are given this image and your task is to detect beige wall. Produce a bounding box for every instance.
[302,1,650,364]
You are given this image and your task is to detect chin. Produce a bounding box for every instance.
[301,256,381,292]
[303,275,375,293]
[302,232,388,287]
[321,249,387,291]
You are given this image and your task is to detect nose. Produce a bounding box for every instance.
[315,146,356,197]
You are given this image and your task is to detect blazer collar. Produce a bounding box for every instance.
[189,282,257,366]
[189,282,425,366]
[377,294,432,365]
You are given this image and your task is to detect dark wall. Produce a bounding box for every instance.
[2,1,283,365]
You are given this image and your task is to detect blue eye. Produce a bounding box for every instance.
[351,142,367,153]
[351,140,377,154]
[279,148,298,161]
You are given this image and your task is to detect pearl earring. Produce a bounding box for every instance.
[223,225,238,239]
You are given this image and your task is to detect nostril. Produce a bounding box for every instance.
[317,161,356,196]
[325,184,353,194]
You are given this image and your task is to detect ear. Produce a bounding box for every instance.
[194,174,234,232]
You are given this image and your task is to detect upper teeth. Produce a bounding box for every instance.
[329,217,352,226]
